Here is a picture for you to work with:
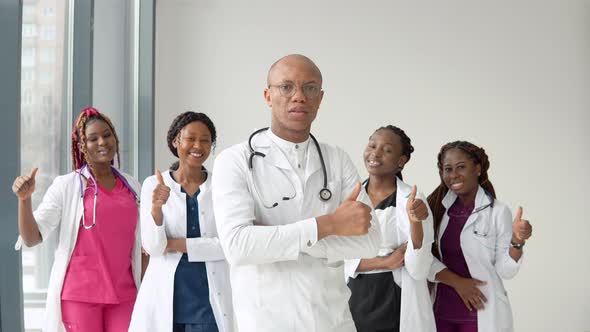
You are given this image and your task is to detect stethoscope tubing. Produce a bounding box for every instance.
[248,128,332,208]
[77,164,138,229]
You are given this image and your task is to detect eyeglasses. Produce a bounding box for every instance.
[268,83,322,99]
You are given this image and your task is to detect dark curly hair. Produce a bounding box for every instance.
[167,112,217,171]
[373,125,414,180]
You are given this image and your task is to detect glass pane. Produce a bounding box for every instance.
[20,0,67,330]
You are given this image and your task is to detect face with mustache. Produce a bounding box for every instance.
[264,55,324,143]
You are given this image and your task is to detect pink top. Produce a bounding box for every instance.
[61,177,138,304]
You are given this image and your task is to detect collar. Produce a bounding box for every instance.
[163,167,211,194]
[266,128,311,153]
[442,185,491,209]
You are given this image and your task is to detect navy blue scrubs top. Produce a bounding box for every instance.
[171,173,218,329]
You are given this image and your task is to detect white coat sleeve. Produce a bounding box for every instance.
[320,149,381,263]
[494,206,523,279]
[186,237,226,262]
[428,256,448,282]
[15,176,65,250]
[344,258,362,281]
[140,176,168,257]
[212,147,319,266]
[403,191,435,280]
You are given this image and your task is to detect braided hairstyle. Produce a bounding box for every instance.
[71,107,120,172]
[373,125,414,180]
[167,111,217,171]
[427,141,496,258]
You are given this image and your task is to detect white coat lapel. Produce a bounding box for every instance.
[304,139,322,181]
[395,177,412,236]
[462,186,490,230]
[163,170,187,238]
[252,131,292,170]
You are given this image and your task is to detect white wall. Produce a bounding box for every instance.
[155,1,590,331]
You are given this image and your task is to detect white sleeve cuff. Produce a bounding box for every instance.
[299,218,318,249]
[344,258,361,281]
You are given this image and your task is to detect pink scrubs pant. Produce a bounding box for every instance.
[61,299,134,332]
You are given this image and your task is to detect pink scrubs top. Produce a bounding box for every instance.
[61,177,138,304]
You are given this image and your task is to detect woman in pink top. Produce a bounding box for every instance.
[12,108,142,332]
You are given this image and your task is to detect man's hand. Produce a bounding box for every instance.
[317,182,372,239]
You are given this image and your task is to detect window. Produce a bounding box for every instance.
[20,3,66,331]
[40,25,56,41]
[22,47,36,67]
[22,69,35,81]
[39,71,53,83]
[22,24,37,38]
[23,5,36,17]
[43,7,55,17]
[42,95,52,106]
[21,90,34,105]
[40,48,55,64]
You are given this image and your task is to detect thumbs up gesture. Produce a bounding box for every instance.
[152,169,171,210]
[512,207,532,242]
[406,185,429,223]
[12,168,38,201]
[329,182,372,236]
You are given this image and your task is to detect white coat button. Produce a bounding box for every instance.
[295,144,299,149]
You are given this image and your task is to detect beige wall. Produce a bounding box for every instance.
[155,1,590,331]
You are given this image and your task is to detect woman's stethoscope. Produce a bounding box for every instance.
[78,164,138,229]
[471,190,495,238]
[468,190,512,251]
[248,127,332,208]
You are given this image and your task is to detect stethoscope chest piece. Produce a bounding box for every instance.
[319,188,332,201]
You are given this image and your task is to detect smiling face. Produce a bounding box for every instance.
[441,148,481,201]
[364,129,407,179]
[264,55,324,143]
[173,121,212,169]
[82,119,117,166]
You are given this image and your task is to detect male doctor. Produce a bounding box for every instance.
[212,54,381,331]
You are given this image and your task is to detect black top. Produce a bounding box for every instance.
[348,179,401,332]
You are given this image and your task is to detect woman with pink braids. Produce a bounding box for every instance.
[12,107,142,332]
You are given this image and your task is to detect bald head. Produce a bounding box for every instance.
[267,54,323,86]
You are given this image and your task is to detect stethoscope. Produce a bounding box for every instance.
[248,127,332,208]
[471,190,495,238]
[78,164,138,229]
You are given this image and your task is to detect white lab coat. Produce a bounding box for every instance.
[429,186,523,332]
[212,131,381,332]
[14,168,142,332]
[129,169,233,332]
[345,177,436,332]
